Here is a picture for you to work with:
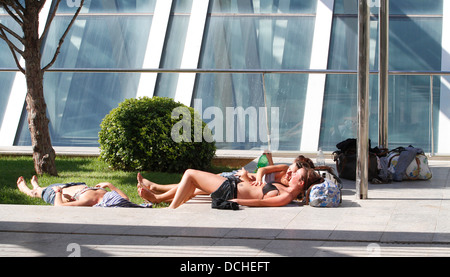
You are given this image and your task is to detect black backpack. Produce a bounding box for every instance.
[332,139,379,181]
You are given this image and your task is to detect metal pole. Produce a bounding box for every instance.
[430,75,434,156]
[357,0,370,200]
[262,73,272,152]
[378,0,389,149]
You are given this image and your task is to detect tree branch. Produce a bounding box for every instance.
[8,0,25,21]
[0,24,24,54]
[14,0,25,12]
[0,22,24,44]
[39,0,61,44]
[0,3,23,27]
[0,26,25,74]
[42,0,84,71]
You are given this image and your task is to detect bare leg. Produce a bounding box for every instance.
[137,173,178,194]
[137,173,176,203]
[17,177,43,198]
[169,169,226,209]
[137,175,205,204]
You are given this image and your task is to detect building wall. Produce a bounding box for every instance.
[0,0,447,154]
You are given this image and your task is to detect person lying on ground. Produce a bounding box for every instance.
[137,154,320,205]
[136,161,299,204]
[17,176,149,208]
[138,166,323,209]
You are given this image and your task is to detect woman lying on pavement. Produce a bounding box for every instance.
[17,176,149,208]
[138,165,323,209]
[137,154,314,203]
[136,161,301,205]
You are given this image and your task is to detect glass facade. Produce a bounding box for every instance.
[16,0,157,146]
[0,0,448,154]
[194,0,317,150]
[321,0,443,152]
[0,14,21,131]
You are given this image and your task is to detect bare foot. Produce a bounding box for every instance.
[137,183,158,203]
[17,177,33,197]
[31,175,39,189]
[137,172,158,192]
[137,172,146,187]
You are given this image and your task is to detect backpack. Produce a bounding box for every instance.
[333,138,379,181]
[308,178,342,208]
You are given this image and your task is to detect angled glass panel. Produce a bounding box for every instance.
[58,0,156,13]
[194,0,317,151]
[15,0,156,147]
[0,16,23,130]
[320,1,443,152]
[155,0,193,98]
[390,0,443,15]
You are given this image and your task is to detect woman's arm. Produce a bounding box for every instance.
[253,164,289,186]
[53,187,94,207]
[96,182,129,200]
[231,193,293,207]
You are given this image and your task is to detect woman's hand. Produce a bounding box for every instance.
[95,182,114,189]
[251,180,264,186]
[235,168,255,182]
[52,186,62,193]
[235,168,248,177]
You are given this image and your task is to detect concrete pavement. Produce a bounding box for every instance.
[1,159,450,257]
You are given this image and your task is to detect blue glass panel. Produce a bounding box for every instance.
[15,72,141,147]
[210,0,317,14]
[194,0,317,150]
[41,16,151,69]
[15,1,155,147]
[321,3,443,152]
[390,0,443,15]
[333,0,443,15]
[155,0,193,98]
[57,0,156,13]
[387,75,436,150]
[0,16,22,129]
[194,73,268,150]
[390,18,442,71]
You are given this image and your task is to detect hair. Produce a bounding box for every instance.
[305,168,324,191]
[295,155,314,169]
[294,154,337,178]
[294,155,338,204]
[295,168,324,202]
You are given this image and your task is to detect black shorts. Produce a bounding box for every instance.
[211,176,238,201]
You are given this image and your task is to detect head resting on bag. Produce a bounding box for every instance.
[292,168,324,200]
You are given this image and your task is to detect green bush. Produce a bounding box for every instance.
[99,97,216,172]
